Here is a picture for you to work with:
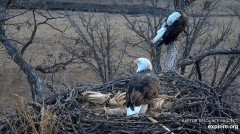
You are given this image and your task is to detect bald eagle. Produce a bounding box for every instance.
[152,10,188,46]
[126,58,160,116]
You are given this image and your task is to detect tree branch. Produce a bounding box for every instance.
[0,7,44,103]
[0,27,44,103]
[35,58,77,74]
[179,48,240,66]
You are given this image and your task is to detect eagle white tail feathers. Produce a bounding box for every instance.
[126,104,148,116]
[167,11,181,26]
[152,22,167,43]
[127,106,141,116]
[139,104,148,114]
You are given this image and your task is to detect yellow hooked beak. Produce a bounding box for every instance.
[133,59,138,69]
[133,59,138,66]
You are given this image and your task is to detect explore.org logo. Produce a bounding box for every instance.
[208,124,238,130]
[180,117,239,130]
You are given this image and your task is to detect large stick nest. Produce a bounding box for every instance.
[0,72,239,134]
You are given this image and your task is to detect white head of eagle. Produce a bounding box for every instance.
[135,57,153,72]
[126,57,160,116]
[152,10,188,46]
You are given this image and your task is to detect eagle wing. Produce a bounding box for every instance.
[126,71,160,110]
[161,15,188,45]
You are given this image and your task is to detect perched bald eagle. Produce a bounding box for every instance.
[126,58,160,116]
[152,10,188,46]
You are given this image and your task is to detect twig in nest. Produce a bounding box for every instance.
[147,116,158,123]
[147,117,174,134]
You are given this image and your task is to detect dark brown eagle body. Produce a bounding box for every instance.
[126,69,160,111]
[152,10,188,46]
[159,11,188,45]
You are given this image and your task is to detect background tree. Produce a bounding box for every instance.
[64,12,128,83]
[0,0,67,102]
[0,1,47,103]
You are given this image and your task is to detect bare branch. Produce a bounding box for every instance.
[35,58,77,74]
[180,48,240,66]
[21,9,65,55]
[21,9,37,55]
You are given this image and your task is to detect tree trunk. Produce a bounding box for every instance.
[0,7,44,103]
[155,46,162,74]
[174,0,197,10]
[164,41,180,72]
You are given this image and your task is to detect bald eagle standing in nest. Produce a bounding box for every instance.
[152,10,188,46]
[126,58,160,116]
